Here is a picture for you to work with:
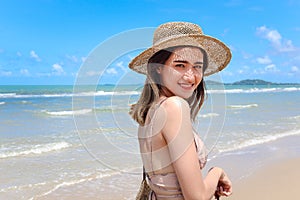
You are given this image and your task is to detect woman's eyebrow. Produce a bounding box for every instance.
[173,60,188,63]
[173,60,203,64]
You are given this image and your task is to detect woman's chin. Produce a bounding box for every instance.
[176,93,193,99]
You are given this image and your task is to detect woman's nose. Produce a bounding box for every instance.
[183,69,195,81]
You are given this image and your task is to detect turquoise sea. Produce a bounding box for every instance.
[0,84,300,199]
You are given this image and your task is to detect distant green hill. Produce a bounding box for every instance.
[231,79,300,85]
[205,79,300,85]
[231,79,273,85]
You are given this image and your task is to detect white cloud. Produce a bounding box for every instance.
[85,70,102,77]
[256,26,296,52]
[237,69,244,74]
[294,27,300,32]
[20,69,30,76]
[66,55,78,63]
[237,65,249,74]
[253,68,265,75]
[253,64,280,75]
[116,61,127,72]
[106,68,118,75]
[36,72,51,77]
[256,56,272,64]
[291,66,299,72]
[30,50,41,62]
[221,28,230,37]
[0,70,12,76]
[265,64,279,72]
[52,63,65,75]
[228,45,236,52]
[241,51,252,59]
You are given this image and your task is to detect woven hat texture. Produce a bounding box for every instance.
[129,21,231,76]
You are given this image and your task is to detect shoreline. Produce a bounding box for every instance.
[46,134,300,200]
[2,134,299,199]
[206,134,300,200]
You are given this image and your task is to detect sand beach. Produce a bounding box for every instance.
[210,134,300,200]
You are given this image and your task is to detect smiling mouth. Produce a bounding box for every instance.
[178,83,194,89]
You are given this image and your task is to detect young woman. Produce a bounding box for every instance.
[129,22,232,200]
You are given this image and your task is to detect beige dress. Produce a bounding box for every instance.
[141,98,208,200]
[147,132,207,200]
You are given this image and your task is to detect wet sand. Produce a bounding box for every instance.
[35,135,300,199]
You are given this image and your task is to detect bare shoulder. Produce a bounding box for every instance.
[160,96,190,112]
[153,96,191,130]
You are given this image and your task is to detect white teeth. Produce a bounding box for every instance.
[179,83,193,88]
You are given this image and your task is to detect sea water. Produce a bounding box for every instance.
[0,84,299,199]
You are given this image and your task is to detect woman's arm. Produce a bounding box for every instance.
[206,167,232,198]
[160,96,232,200]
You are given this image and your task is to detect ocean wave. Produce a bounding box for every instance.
[0,91,140,99]
[29,170,122,199]
[0,141,71,159]
[30,179,92,199]
[282,87,300,92]
[0,101,5,105]
[0,86,299,99]
[94,90,140,96]
[227,104,258,109]
[0,93,17,98]
[219,129,300,153]
[287,115,300,120]
[199,113,220,118]
[45,109,92,116]
[208,87,300,94]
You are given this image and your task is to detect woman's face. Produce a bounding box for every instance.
[157,47,204,99]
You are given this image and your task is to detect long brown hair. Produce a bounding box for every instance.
[130,45,208,125]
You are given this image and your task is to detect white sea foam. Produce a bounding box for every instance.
[0,101,5,105]
[208,87,300,94]
[282,87,300,92]
[0,91,140,99]
[227,104,258,109]
[208,89,243,94]
[199,113,220,118]
[0,87,299,99]
[0,142,71,159]
[29,170,122,199]
[0,93,16,98]
[29,179,90,199]
[0,181,47,193]
[93,90,140,96]
[288,115,300,120]
[46,109,92,116]
[219,129,300,153]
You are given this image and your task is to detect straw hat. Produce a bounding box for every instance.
[129,21,232,76]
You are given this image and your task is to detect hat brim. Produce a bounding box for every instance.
[129,34,231,76]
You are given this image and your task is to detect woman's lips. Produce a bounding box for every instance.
[178,83,194,90]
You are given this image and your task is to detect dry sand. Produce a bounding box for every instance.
[227,158,300,200]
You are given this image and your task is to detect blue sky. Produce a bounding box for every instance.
[0,0,300,85]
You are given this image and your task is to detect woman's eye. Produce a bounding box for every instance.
[194,65,202,69]
[175,64,185,68]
